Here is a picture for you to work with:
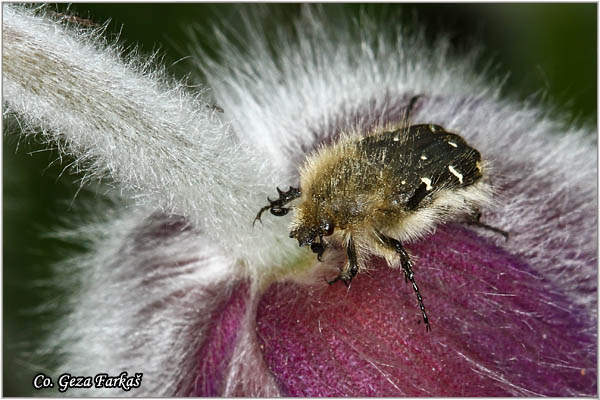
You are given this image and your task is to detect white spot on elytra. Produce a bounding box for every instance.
[420,177,433,191]
[448,141,458,147]
[448,165,464,183]
[401,180,406,185]
[420,154,427,160]
[393,136,400,142]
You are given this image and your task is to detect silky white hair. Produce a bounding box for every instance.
[3,4,596,396]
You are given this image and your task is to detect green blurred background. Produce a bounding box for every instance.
[3,4,596,396]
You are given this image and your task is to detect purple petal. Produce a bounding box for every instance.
[186,282,250,396]
[256,225,596,396]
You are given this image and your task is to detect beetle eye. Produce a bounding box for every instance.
[322,222,335,236]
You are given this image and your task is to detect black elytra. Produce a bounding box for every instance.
[358,123,483,210]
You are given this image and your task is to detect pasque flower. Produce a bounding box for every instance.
[3,4,596,396]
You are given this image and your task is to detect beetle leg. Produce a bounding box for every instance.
[311,237,327,262]
[376,231,431,332]
[466,210,509,240]
[253,186,301,226]
[403,94,423,123]
[327,235,358,287]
